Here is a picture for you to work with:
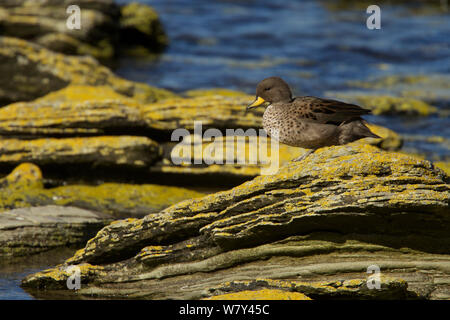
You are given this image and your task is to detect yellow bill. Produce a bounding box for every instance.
[247,96,266,109]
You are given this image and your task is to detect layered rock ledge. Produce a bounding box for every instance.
[21,145,450,299]
[0,205,110,257]
[0,37,174,105]
[0,0,167,61]
[0,163,204,218]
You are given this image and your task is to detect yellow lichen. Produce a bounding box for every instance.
[205,289,311,300]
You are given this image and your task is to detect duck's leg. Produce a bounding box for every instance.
[292,149,316,162]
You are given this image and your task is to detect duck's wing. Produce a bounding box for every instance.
[292,96,372,125]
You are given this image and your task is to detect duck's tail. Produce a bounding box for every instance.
[338,119,381,145]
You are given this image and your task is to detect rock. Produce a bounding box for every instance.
[205,278,409,300]
[1,162,43,189]
[0,205,110,257]
[435,162,450,176]
[119,2,168,54]
[0,0,120,59]
[142,94,260,133]
[0,37,175,105]
[184,88,251,98]
[0,85,256,137]
[0,163,204,218]
[347,74,450,106]
[325,74,450,116]
[328,94,437,117]
[0,0,168,60]
[0,136,161,168]
[205,288,311,300]
[21,145,450,299]
[0,86,145,137]
[364,124,403,151]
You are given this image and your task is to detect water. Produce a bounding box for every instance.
[0,248,76,300]
[116,0,450,160]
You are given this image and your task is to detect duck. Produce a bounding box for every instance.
[247,76,380,161]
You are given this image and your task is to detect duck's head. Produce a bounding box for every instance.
[247,76,293,110]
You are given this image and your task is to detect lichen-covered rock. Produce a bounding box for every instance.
[0,0,120,59]
[347,74,450,105]
[21,145,450,299]
[435,161,450,176]
[365,124,403,151]
[205,278,409,300]
[119,2,168,54]
[0,37,175,105]
[0,0,168,60]
[0,86,257,137]
[0,205,110,258]
[0,136,161,168]
[325,74,449,118]
[328,94,437,116]
[0,163,204,218]
[1,162,43,189]
[205,288,312,300]
[0,86,144,136]
[142,94,260,132]
[184,88,251,98]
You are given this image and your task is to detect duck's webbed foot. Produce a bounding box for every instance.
[292,149,316,162]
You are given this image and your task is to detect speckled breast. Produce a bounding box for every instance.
[262,104,338,149]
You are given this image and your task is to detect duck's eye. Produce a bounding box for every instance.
[264,87,271,91]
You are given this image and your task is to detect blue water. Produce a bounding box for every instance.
[116,0,450,160]
[0,248,75,300]
[0,272,36,300]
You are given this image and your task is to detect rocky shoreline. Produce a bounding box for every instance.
[0,0,449,300]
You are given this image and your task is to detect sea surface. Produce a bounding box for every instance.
[1,0,449,300]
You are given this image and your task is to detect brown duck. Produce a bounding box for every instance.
[247,76,380,161]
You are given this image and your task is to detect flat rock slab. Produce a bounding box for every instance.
[0,205,110,258]
[21,145,450,299]
[0,163,205,218]
[0,136,161,168]
[0,85,257,138]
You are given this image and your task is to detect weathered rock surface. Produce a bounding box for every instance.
[0,37,175,105]
[347,74,450,106]
[0,163,204,218]
[329,94,438,117]
[326,74,450,117]
[119,2,168,54]
[0,85,255,137]
[21,145,450,299]
[0,0,167,60]
[0,205,110,257]
[0,136,161,168]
